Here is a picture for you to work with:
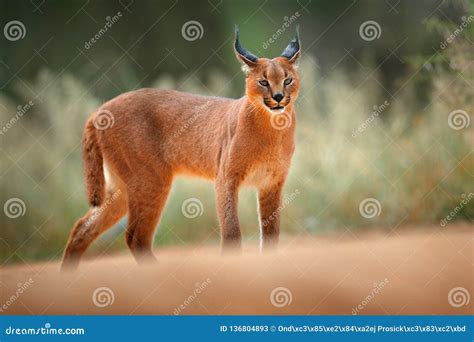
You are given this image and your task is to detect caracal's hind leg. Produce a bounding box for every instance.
[61,179,128,271]
[125,171,172,263]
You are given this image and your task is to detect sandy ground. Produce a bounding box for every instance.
[0,224,472,315]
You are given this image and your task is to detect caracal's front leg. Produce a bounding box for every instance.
[258,181,284,251]
[215,172,242,250]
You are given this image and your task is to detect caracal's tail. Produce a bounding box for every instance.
[82,116,105,207]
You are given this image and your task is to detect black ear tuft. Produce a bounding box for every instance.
[281,25,301,63]
[234,25,259,66]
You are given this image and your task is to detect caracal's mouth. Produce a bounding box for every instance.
[262,97,290,114]
[268,105,286,114]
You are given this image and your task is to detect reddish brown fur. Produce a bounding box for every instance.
[82,119,105,206]
[62,39,300,270]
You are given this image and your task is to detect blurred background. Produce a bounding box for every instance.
[0,0,472,264]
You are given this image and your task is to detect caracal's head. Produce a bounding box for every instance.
[234,26,301,115]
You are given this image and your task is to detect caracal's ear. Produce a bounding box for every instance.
[281,26,301,66]
[234,25,259,73]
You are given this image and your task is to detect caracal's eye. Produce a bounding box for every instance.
[284,78,293,86]
[259,80,269,87]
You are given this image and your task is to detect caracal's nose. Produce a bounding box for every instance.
[272,93,284,103]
